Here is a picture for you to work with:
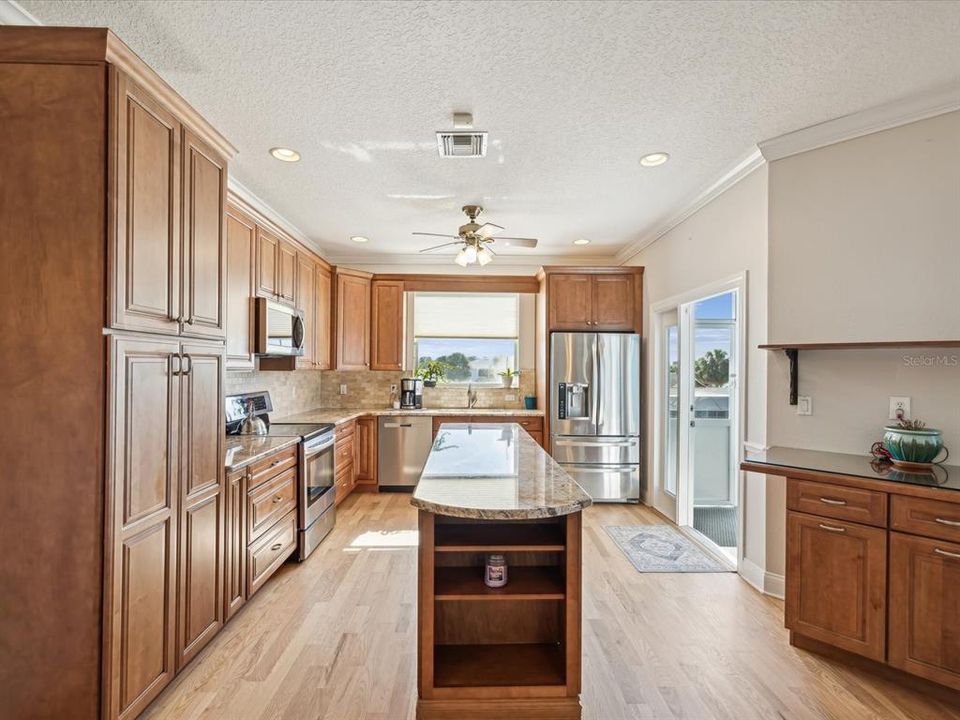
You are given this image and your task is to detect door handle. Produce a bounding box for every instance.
[819,497,848,506]
[935,517,960,527]
[817,523,846,533]
[169,355,182,376]
[383,423,412,428]
[181,354,193,375]
[554,440,636,448]
[934,547,960,559]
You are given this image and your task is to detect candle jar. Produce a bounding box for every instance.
[485,553,508,588]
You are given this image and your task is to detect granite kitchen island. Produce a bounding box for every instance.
[412,423,592,720]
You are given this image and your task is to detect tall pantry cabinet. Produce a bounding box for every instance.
[0,28,236,720]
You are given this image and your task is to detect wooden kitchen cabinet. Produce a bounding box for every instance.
[356,416,378,487]
[111,73,182,336]
[278,239,298,305]
[225,205,257,370]
[785,510,887,662]
[431,415,544,448]
[314,265,332,369]
[542,268,643,333]
[335,421,358,504]
[296,254,316,368]
[889,532,960,689]
[370,280,405,370]
[224,468,247,622]
[256,226,280,299]
[176,343,225,669]
[334,269,372,370]
[181,129,227,340]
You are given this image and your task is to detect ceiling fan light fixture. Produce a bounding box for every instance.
[477,247,493,266]
[640,151,670,167]
[463,244,478,263]
[454,249,470,267]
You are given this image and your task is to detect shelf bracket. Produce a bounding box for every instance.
[785,349,798,405]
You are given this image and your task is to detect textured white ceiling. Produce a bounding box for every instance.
[20,0,960,261]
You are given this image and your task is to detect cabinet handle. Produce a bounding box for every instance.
[270,459,283,468]
[819,497,847,506]
[817,523,846,533]
[272,495,283,503]
[935,517,960,527]
[182,354,193,375]
[169,355,182,376]
[934,547,960,559]
[270,542,283,551]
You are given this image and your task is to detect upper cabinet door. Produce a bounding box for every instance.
[278,239,297,305]
[370,280,404,370]
[548,274,593,330]
[296,254,316,368]
[314,266,332,369]
[255,227,279,298]
[335,272,371,370]
[177,342,225,668]
[224,206,256,371]
[182,129,227,340]
[106,335,181,720]
[592,274,635,331]
[111,73,182,335]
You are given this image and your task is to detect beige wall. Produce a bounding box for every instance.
[764,111,960,577]
[624,166,771,575]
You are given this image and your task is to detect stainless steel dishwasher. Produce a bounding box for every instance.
[378,416,434,489]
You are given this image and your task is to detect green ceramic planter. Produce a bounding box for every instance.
[882,425,947,466]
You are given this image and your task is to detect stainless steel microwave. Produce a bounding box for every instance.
[255,297,305,356]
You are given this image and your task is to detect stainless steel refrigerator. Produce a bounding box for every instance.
[550,332,641,502]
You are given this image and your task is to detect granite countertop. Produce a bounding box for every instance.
[743,446,959,492]
[411,423,592,520]
[277,406,545,426]
[224,435,300,472]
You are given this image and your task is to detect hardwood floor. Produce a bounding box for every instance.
[142,493,960,720]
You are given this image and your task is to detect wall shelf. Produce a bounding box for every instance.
[760,341,960,405]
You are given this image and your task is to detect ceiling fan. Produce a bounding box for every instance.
[414,205,538,267]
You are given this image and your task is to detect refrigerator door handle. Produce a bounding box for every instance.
[563,464,636,474]
[593,334,602,432]
[554,439,637,448]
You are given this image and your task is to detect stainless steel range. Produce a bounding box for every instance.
[226,392,336,560]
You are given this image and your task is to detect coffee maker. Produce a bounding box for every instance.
[400,378,423,409]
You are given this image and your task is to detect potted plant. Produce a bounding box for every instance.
[416,359,448,388]
[498,368,520,389]
[882,417,949,469]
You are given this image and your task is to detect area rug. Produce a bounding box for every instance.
[693,505,738,548]
[604,525,731,573]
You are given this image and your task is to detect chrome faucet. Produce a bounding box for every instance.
[466,383,478,408]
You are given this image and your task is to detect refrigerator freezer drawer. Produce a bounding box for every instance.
[561,463,640,503]
[551,436,640,464]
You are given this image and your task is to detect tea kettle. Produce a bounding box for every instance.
[239,399,268,435]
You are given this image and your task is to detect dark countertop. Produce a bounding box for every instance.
[743,446,959,493]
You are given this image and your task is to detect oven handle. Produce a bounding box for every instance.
[304,435,335,454]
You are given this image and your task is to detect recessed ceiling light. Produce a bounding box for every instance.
[573,238,591,246]
[270,147,301,162]
[350,235,369,243]
[640,152,669,167]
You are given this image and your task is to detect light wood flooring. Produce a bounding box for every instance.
[143,493,960,720]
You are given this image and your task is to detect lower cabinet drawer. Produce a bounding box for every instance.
[249,445,298,490]
[891,495,960,544]
[247,467,297,542]
[335,438,355,469]
[247,510,297,597]
[787,478,887,527]
[335,463,354,505]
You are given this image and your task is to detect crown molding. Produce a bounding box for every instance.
[0,1,40,25]
[758,83,960,162]
[326,252,618,268]
[226,177,327,258]
[615,147,765,266]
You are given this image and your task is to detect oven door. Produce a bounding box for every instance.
[300,432,335,528]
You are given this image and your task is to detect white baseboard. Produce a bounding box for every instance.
[763,571,785,599]
[739,557,785,599]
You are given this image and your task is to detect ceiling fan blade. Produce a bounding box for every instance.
[495,237,538,248]
[419,241,462,253]
[412,232,460,239]
[475,222,504,238]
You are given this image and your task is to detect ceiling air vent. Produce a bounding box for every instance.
[436,131,488,158]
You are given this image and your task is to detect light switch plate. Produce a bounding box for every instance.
[797,396,812,416]
[339,384,348,396]
[889,396,910,420]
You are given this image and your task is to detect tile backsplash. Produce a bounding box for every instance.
[319,369,537,410]
[225,370,323,418]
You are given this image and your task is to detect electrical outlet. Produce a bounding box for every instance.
[797,396,813,416]
[390,384,397,393]
[889,396,910,420]
[504,393,517,402]
[339,383,348,396]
